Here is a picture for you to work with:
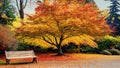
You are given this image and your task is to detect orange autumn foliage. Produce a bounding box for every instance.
[43,0,86,5]
[25,2,111,36]
[0,25,18,52]
[16,2,112,55]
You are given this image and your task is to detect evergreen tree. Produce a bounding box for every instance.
[0,0,15,25]
[106,0,120,36]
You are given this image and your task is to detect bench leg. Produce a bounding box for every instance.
[6,59,10,64]
[32,58,37,63]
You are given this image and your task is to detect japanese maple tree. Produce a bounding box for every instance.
[16,2,112,56]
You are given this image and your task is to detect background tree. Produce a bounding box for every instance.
[0,0,15,25]
[15,0,28,19]
[106,0,120,36]
[16,2,111,56]
[85,0,95,3]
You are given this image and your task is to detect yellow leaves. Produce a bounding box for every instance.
[118,16,120,19]
[1,13,8,18]
[13,22,22,28]
[84,3,95,8]
[12,16,29,29]
[60,18,83,29]
[23,24,47,33]
[20,34,97,48]
[0,2,2,7]
[16,2,111,48]
[112,17,115,21]
[12,18,22,29]
[20,37,51,48]
[100,10,109,18]
[44,0,51,5]
[62,34,98,48]
[68,3,79,12]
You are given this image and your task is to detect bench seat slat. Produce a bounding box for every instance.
[6,56,36,59]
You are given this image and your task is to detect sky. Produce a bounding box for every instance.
[22,0,112,14]
[94,0,111,10]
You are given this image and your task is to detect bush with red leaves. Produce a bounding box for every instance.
[0,25,18,53]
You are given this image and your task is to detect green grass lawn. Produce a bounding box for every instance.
[0,60,5,65]
[0,60,33,65]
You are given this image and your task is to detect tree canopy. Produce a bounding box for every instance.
[16,2,112,55]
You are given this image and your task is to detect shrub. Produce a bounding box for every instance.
[96,35,120,51]
[116,45,120,50]
[17,42,50,53]
[62,43,79,53]
[108,49,120,55]
[62,43,97,53]
[17,43,31,51]
[80,46,98,53]
[100,50,112,55]
[65,48,80,53]
[0,44,6,54]
[0,60,5,64]
[0,25,18,52]
[33,46,49,53]
[47,47,57,53]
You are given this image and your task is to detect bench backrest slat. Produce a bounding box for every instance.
[5,50,36,59]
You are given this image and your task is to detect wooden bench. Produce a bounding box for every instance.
[5,50,37,64]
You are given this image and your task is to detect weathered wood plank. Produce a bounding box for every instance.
[5,50,37,64]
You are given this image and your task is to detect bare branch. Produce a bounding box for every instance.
[45,35,53,43]
[63,35,70,40]
[55,36,58,45]
[59,36,64,45]
[42,36,56,46]
[16,0,20,11]
[24,0,28,9]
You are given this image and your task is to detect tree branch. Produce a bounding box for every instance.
[59,36,64,45]
[24,0,28,9]
[63,35,70,40]
[45,35,53,43]
[55,36,58,45]
[50,6,62,34]
[16,0,20,11]
[42,36,56,46]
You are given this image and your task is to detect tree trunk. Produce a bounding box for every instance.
[19,10,24,19]
[19,0,24,19]
[57,44,64,56]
